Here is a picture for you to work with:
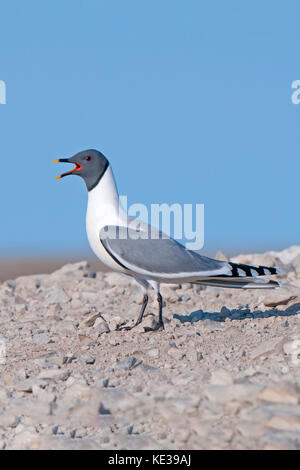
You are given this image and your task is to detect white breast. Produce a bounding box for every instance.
[85,166,128,272]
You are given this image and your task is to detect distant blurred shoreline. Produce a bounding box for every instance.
[0,258,110,282]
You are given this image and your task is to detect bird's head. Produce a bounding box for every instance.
[52,149,109,191]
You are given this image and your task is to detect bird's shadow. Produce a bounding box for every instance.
[173,302,300,324]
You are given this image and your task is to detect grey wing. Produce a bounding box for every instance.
[100,225,231,280]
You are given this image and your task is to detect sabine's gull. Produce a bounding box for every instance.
[53,149,280,330]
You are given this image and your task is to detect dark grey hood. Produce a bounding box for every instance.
[53,149,109,191]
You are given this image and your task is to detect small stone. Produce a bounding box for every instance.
[78,334,94,344]
[15,380,34,393]
[93,316,110,334]
[116,356,141,370]
[179,295,191,302]
[62,354,77,364]
[33,333,53,345]
[109,316,124,331]
[196,351,204,361]
[251,338,282,359]
[147,348,160,359]
[265,415,300,431]
[135,315,158,333]
[283,340,300,356]
[264,289,297,308]
[204,383,262,404]
[201,319,224,332]
[108,335,119,346]
[257,382,299,404]
[38,369,70,382]
[15,368,28,381]
[167,347,183,360]
[210,369,233,386]
[81,354,95,365]
[82,314,100,328]
[98,402,111,415]
[44,287,70,305]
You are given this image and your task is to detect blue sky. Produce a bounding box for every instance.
[0,0,299,258]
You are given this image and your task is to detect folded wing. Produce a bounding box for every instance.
[100,225,232,280]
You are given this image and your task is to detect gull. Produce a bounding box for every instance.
[53,149,280,330]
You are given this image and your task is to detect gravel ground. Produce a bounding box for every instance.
[1,246,300,450]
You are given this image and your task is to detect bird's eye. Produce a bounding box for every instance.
[84,156,92,162]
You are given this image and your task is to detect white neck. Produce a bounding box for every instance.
[86,165,128,271]
[87,165,121,227]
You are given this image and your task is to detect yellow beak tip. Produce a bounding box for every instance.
[54,175,61,180]
[52,159,60,164]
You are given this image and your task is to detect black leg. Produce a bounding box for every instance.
[133,294,149,327]
[157,293,165,330]
[120,294,149,330]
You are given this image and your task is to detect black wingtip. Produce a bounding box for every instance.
[228,262,280,278]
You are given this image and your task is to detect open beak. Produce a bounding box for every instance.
[52,158,82,180]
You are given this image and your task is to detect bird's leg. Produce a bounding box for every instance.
[133,293,149,327]
[120,293,149,331]
[147,280,164,331]
[156,292,165,330]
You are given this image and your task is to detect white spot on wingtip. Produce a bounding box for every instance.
[237,268,246,277]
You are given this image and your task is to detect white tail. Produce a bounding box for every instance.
[195,277,280,289]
